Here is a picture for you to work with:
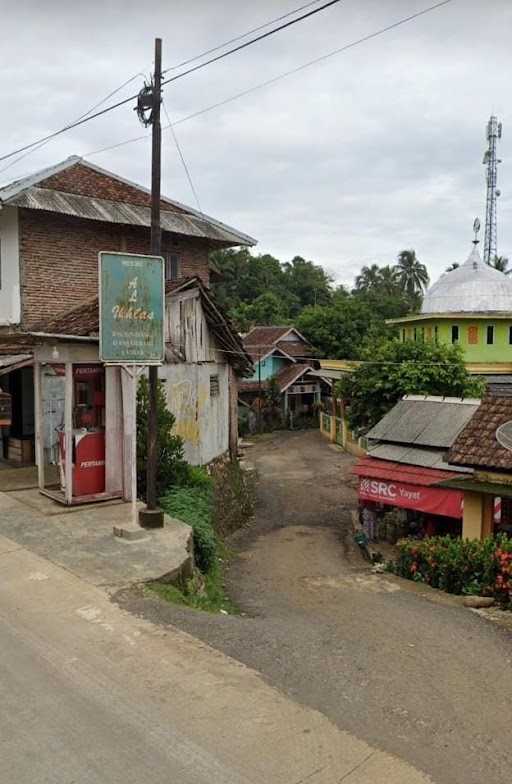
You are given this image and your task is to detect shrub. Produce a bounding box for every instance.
[389,535,512,606]
[136,376,189,500]
[160,486,216,573]
[210,459,255,538]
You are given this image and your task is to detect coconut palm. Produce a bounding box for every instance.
[396,250,430,297]
[489,255,511,275]
[354,264,382,292]
[378,265,401,295]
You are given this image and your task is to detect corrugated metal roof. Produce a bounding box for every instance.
[367,443,472,473]
[5,186,253,246]
[367,396,480,448]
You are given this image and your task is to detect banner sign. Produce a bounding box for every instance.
[0,392,12,427]
[99,252,165,364]
[358,476,463,519]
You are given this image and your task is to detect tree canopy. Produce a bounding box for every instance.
[339,339,484,434]
[211,247,427,355]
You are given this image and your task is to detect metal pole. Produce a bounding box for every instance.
[140,37,164,528]
[131,366,138,528]
[258,349,262,434]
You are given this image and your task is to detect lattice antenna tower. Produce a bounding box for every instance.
[482,115,503,264]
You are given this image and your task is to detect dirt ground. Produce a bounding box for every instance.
[119,430,512,784]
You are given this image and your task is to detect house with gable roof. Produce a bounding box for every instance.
[239,325,330,423]
[0,156,255,482]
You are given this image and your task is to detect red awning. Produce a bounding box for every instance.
[353,457,464,519]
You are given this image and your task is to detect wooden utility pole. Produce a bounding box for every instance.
[139,37,164,528]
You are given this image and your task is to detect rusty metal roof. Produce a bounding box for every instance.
[5,185,255,246]
[0,155,256,247]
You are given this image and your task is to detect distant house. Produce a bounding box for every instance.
[239,326,328,422]
[0,156,255,479]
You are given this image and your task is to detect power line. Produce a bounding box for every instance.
[0,72,147,176]
[165,0,328,72]
[162,99,203,214]
[161,0,343,77]
[0,0,344,164]
[83,0,455,162]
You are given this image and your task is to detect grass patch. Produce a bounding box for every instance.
[154,460,255,615]
[147,555,239,614]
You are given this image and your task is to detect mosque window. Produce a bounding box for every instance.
[487,325,495,345]
[509,326,512,345]
[425,326,432,342]
[434,326,439,344]
[468,326,479,345]
[451,325,459,344]
[402,329,406,342]
[413,328,417,342]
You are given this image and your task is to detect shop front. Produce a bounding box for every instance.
[33,339,130,507]
[353,456,466,540]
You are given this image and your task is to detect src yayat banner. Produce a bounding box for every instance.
[359,476,463,519]
[99,252,165,364]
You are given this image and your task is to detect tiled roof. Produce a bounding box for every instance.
[244,326,290,345]
[276,340,313,358]
[40,299,100,337]
[275,363,315,392]
[29,277,253,375]
[448,393,512,470]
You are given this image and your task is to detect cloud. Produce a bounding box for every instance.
[1,0,511,290]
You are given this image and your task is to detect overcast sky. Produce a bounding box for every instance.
[1,0,511,288]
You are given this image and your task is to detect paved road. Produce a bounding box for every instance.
[123,430,512,784]
[0,533,429,783]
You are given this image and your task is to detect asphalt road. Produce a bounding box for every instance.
[0,529,430,783]
[121,430,512,784]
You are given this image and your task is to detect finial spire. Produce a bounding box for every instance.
[473,217,481,245]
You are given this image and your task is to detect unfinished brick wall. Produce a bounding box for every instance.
[39,162,184,212]
[19,209,211,329]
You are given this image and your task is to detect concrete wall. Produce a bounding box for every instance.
[400,318,512,363]
[0,206,21,325]
[161,362,229,465]
[462,491,494,540]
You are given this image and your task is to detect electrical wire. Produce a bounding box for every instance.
[0,0,344,164]
[0,72,147,175]
[161,0,343,78]
[165,0,328,72]
[162,99,203,214]
[82,0,455,162]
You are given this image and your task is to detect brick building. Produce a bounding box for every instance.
[0,156,255,470]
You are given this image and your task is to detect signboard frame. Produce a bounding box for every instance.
[99,251,165,366]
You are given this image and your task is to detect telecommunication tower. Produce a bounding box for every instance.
[482,115,503,264]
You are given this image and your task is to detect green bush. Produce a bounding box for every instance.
[136,376,189,501]
[160,486,216,573]
[389,535,512,605]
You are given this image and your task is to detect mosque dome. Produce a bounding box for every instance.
[421,244,512,314]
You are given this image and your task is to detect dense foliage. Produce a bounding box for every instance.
[390,535,512,606]
[161,482,216,573]
[211,247,428,357]
[339,339,485,433]
[136,376,189,500]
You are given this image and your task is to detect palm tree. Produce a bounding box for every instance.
[378,265,400,294]
[489,255,511,275]
[354,264,382,292]
[396,250,430,297]
[445,263,460,273]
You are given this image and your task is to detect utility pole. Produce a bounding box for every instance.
[482,115,503,265]
[258,348,263,434]
[139,38,164,529]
